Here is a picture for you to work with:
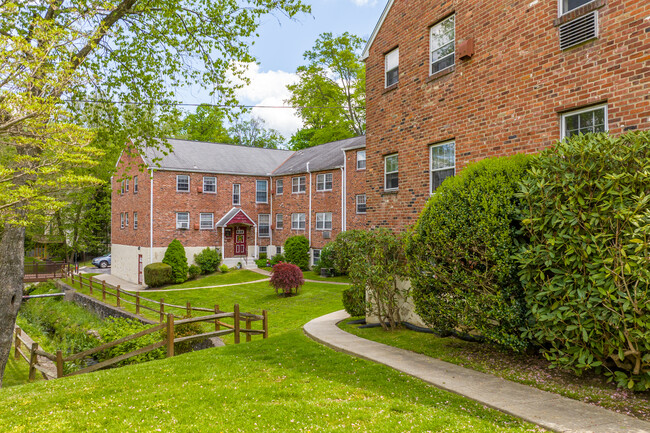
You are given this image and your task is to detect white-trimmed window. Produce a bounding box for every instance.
[430,141,456,193]
[276,179,283,195]
[315,212,332,230]
[385,154,399,191]
[259,246,267,256]
[120,213,124,229]
[276,246,282,255]
[561,0,594,14]
[176,212,190,229]
[133,176,138,193]
[120,180,124,194]
[176,175,189,192]
[291,213,306,230]
[258,214,270,237]
[200,213,214,230]
[292,176,306,194]
[256,180,268,203]
[276,214,284,230]
[125,212,129,227]
[133,212,138,229]
[385,48,399,87]
[312,249,321,266]
[356,194,367,214]
[203,177,216,194]
[357,150,366,170]
[125,179,129,192]
[430,15,455,75]
[232,184,241,206]
[316,173,333,191]
[561,104,607,139]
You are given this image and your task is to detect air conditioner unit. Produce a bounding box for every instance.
[323,231,331,239]
[177,222,189,230]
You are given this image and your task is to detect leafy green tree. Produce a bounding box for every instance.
[287,32,365,149]
[229,117,284,149]
[0,0,309,386]
[174,104,231,143]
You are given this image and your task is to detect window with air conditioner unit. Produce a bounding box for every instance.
[176,212,190,229]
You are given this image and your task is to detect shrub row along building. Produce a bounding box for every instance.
[113,0,649,284]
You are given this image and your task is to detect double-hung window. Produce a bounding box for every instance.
[125,179,129,192]
[133,176,138,193]
[133,212,138,229]
[176,212,189,229]
[312,249,321,266]
[561,0,595,14]
[356,150,366,170]
[291,213,306,230]
[258,214,270,237]
[276,179,283,195]
[384,154,399,191]
[176,175,189,192]
[385,48,399,87]
[120,180,124,194]
[256,180,268,203]
[203,177,216,193]
[356,194,367,214]
[276,214,284,229]
[200,213,214,230]
[120,213,124,229]
[316,212,332,230]
[125,212,129,227]
[292,176,306,194]
[232,184,241,206]
[316,173,332,191]
[561,105,607,139]
[430,15,455,75]
[430,141,455,193]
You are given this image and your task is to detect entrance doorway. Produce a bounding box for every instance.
[138,254,143,285]
[234,228,247,256]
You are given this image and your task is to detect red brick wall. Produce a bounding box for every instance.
[345,149,368,231]
[365,0,650,230]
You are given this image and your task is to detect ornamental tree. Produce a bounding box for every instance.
[270,262,304,296]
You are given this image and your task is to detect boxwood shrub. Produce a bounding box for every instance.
[405,154,532,351]
[144,262,172,288]
[194,247,221,274]
[518,131,650,390]
[284,235,310,270]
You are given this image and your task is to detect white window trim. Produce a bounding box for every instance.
[291,213,306,230]
[133,176,138,194]
[312,249,321,266]
[430,14,455,76]
[292,176,306,194]
[385,48,399,88]
[125,212,129,227]
[356,194,367,214]
[276,179,283,195]
[200,213,214,230]
[203,176,217,194]
[120,213,124,229]
[176,212,190,230]
[430,140,456,195]
[316,173,333,192]
[384,154,399,192]
[357,150,366,170]
[256,180,268,204]
[558,0,597,16]
[133,212,138,230]
[276,214,284,230]
[176,175,190,192]
[315,212,332,231]
[125,179,129,192]
[560,104,608,139]
[232,184,241,206]
[258,214,270,238]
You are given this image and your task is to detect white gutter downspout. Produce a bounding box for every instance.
[341,151,347,232]
[269,176,273,254]
[307,162,312,246]
[149,169,154,264]
[221,228,225,263]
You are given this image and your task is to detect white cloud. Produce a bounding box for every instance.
[350,0,377,6]
[229,62,303,139]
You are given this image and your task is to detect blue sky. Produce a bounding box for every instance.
[182,0,386,138]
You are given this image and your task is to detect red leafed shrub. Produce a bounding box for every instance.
[270,262,304,296]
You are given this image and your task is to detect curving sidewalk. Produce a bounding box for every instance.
[304,310,650,433]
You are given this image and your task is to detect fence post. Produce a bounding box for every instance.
[136,292,140,315]
[29,343,38,381]
[166,314,175,358]
[234,304,240,344]
[116,285,121,308]
[14,327,21,360]
[159,299,165,323]
[102,280,106,301]
[263,310,268,339]
[56,350,64,378]
[186,302,191,317]
[89,276,93,294]
[71,273,75,285]
[245,317,251,343]
[214,305,220,331]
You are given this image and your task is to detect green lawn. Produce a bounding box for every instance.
[150,269,265,290]
[302,270,351,283]
[2,348,43,388]
[340,319,650,422]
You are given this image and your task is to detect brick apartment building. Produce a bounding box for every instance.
[112,137,367,284]
[362,0,650,230]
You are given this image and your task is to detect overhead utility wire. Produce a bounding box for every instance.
[62,99,366,110]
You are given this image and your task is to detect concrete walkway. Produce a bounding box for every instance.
[92,273,145,291]
[304,310,650,433]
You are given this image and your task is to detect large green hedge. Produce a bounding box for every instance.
[284,235,310,270]
[144,262,172,287]
[162,239,189,283]
[518,131,650,390]
[405,154,532,351]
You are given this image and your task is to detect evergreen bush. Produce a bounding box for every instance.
[270,253,285,266]
[342,285,365,317]
[284,235,310,270]
[405,154,532,351]
[188,264,201,280]
[162,239,189,283]
[194,247,221,274]
[219,264,229,273]
[330,230,364,275]
[144,262,172,288]
[518,131,650,390]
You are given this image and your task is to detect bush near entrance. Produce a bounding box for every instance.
[406,154,532,351]
[163,239,189,283]
[284,235,310,270]
[194,247,221,274]
[144,262,172,288]
[518,131,650,391]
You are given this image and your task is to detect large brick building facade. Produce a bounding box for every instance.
[112,137,366,284]
[362,0,650,230]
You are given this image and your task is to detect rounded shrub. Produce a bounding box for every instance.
[270,253,285,266]
[342,285,365,317]
[330,230,364,275]
[194,247,221,274]
[405,154,532,351]
[219,264,229,273]
[144,262,172,288]
[518,131,650,390]
[284,235,310,270]
[162,239,189,283]
[188,264,201,280]
[270,262,305,296]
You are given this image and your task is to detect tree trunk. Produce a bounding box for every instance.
[0,224,25,387]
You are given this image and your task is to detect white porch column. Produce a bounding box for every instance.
[221,228,225,262]
[254,225,258,259]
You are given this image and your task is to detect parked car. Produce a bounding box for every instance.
[92,253,111,268]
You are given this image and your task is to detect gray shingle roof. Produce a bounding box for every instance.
[141,138,294,176]
[272,136,366,176]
